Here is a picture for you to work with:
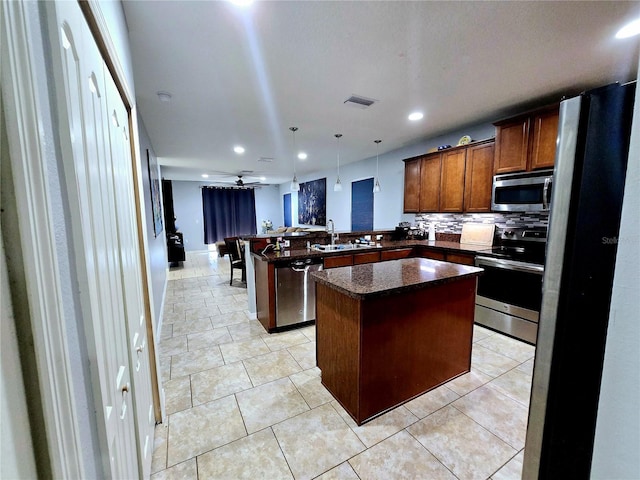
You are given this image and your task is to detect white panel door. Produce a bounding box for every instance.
[104,68,155,479]
[53,3,139,478]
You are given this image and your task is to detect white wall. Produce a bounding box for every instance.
[255,185,282,231]
[138,115,168,331]
[278,123,495,231]
[591,63,640,478]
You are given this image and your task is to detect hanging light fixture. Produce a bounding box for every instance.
[334,133,343,192]
[373,139,382,193]
[289,127,300,192]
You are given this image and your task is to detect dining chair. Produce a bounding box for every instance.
[224,237,246,286]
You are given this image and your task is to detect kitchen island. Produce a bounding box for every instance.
[311,257,483,425]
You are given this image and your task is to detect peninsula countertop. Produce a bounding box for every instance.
[250,240,496,264]
[310,257,483,300]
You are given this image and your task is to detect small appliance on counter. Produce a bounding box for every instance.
[392,222,411,240]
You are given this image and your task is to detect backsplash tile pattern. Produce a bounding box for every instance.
[414,213,549,234]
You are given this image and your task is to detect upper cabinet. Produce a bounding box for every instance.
[494,104,559,174]
[403,139,494,213]
[464,141,495,213]
[439,149,466,212]
[403,158,421,213]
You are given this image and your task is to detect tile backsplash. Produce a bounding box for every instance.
[414,212,549,234]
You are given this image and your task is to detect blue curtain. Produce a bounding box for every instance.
[202,187,257,244]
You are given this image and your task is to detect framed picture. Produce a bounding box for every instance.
[298,178,326,226]
[147,149,163,237]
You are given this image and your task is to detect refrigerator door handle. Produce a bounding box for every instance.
[543,177,551,210]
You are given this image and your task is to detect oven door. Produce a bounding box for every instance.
[475,256,544,344]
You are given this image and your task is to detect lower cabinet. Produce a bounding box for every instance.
[380,248,413,261]
[323,254,353,269]
[416,247,475,266]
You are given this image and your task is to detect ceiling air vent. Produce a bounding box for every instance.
[258,157,274,163]
[344,95,377,109]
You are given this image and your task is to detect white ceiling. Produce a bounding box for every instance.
[122,1,640,185]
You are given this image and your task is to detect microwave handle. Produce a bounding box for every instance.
[543,177,551,210]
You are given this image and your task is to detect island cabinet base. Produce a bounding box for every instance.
[316,277,476,425]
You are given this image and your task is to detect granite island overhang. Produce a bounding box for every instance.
[311,257,483,425]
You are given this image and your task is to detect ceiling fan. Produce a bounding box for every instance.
[207,173,264,188]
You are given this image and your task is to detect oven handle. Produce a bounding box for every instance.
[475,256,544,275]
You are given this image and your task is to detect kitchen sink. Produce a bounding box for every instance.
[313,243,375,252]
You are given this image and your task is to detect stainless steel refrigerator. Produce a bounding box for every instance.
[523,82,636,478]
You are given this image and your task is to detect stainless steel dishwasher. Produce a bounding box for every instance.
[275,257,323,329]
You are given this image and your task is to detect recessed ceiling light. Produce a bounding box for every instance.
[298,152,308,160]
[259,176,266,181]
[408,112,424,121]
[616,18,640,39]
[202,174,209,178]
[234,146,245,154]
[228,0,253,6]
[157,91,172,102]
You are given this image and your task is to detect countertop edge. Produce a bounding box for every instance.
[311,258,483,300]
[251,240,491,263]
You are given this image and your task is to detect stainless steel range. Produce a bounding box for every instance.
[474,227,547,345]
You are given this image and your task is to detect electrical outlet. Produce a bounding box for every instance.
[284,240,290,247]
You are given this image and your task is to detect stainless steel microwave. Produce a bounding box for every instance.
[491,169,554,212]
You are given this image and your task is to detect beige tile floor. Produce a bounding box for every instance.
[151,251,535,480]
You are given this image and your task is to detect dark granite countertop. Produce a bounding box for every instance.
[311,257,483,300]
[250,240,495,264]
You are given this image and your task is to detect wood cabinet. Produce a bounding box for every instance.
[445,253,475,266]
[440,149,466,212]
[418,153,442,212]
[316,264,477,425]
[464,141,495,213]
[323,254,353,269]
[403,159,421,213]
[403,139,495,213]
[494,105,559,174]
[416,248,446,261]
[353,251,381,265]
[529,108,560,170]
[416,247,474,266]
[324,251,381,268]
[380,248,413,261]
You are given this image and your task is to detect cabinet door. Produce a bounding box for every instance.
[446,253,475,266]
[494,117,529,174]
[353,251,381,265]
[440,149,466,212]
[419,153,441,212]
[416,248,446,261]
[403,159,421,213]
[464,141,495,212]
[381,248,413,261]
[529,108,559,170]
[324,255,353,269]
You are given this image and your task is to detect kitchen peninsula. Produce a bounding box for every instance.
[311,258,483,425]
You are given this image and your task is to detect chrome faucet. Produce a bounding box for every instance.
[327,219,337,245]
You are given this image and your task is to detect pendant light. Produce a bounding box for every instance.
[334,133,343,192]
[373,139,382,193]
[289,127,300,192]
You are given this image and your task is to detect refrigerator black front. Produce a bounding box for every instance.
[524,82,636,478]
